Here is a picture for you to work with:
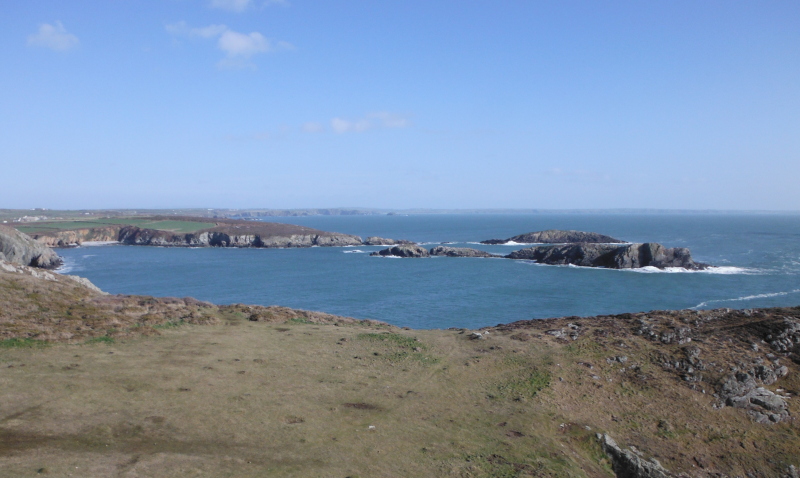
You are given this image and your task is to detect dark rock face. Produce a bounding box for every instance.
[429,246,497,258]
[370,244,430,258]
[363,236,414,246]
[506,243,708,270]
[481,229,623,245]
[0,226,62,269]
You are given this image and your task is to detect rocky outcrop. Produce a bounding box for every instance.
[1,259,106,294]
[506,243,708,270]
[482,229,624,245]
[363,236,414,246]
[117,226,363,248]
[0,226,62,269]
[429,246,497,258]
[370,244,430,258]
[598,434,676,478]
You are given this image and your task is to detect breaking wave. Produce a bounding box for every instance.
[626,266,759,275]
[692,289,800,309]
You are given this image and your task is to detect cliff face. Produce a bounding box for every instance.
[482,229,624,245]
[0,226,62,269]
[506,242,708,270]
[117,226,363,248]
[30,227,119,247]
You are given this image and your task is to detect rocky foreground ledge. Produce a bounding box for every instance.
[1,260,799,476]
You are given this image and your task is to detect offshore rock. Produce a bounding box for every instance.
[0,226,62,269]
[429,246,497,258]
[481,229,624,245]
[370,244,430,258]
[363,236,414,246]
[506,243,708,270]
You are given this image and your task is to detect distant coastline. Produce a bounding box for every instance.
[3,207,800,224]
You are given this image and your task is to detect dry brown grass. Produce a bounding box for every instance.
[1,267,799,477]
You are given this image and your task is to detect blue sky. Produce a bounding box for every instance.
[2,1,799,210]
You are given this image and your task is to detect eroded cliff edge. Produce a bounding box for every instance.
[0,225,62,269]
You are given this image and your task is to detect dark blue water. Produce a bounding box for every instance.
[57,214,800,329]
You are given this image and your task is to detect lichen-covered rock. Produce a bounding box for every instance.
[0,226,62,269]
[598,434,676,478]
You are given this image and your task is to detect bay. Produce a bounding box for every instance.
[57,214,800,329]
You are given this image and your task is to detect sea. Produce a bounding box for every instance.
[56,214,800,330]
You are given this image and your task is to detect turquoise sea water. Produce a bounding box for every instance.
[57,214,800,329]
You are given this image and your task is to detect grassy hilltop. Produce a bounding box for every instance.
[1,262,799,477]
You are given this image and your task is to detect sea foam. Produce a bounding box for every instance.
[692,289,800,309]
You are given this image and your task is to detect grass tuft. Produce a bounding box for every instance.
[357,332,424,349]
[0,338,49,349]
[85,336,115,345]
[494,369,551,401]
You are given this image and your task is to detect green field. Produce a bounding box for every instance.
[14,218,215,235]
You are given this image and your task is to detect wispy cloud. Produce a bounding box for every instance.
[166,21,227,38]
[210,0,252,12]
[330,112,410,134]
[210,0,289,12]
[230,113,411,141]
[302,122,325,133]
[27,21,79,51]
[166,21,292,68]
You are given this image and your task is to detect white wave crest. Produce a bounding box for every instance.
[626,266,758,275]
[80,241,119,246]
[516,261,760,275]
[692,289,800,309]
[343,249,368,254]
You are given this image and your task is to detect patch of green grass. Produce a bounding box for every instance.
[356,333,438,364]
[153,319,186,330]
[564,339,604,358]
[493,369,551,401]
[85,336,115,345]
[0,338,49,349]
[15,218,214,235]
[357,332,425,349]
[462,452,560,478]
[287,317,313,325]
[108,219,213,233]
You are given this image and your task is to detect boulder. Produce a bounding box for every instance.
[429,246,497,258]
[0,226,62,269]
[505,242,708,270]
[481,229,623,245]
[598,434,676,478]
[370,244,430,258]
